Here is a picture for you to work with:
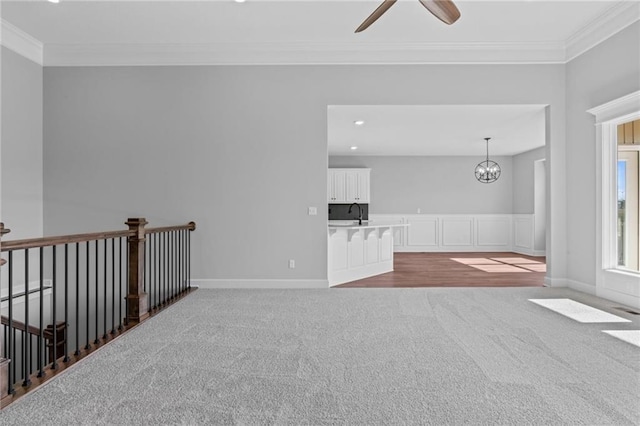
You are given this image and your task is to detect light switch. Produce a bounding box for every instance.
[308,207,317,216]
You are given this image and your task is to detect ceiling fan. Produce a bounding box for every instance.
[355,0,461,33]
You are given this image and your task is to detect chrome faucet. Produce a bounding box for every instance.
[348,203,363,225]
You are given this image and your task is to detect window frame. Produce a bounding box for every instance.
[588,90,640,306]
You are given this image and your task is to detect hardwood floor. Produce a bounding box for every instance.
[335,252,546,288]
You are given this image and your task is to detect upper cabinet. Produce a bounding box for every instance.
[328,169,370,203]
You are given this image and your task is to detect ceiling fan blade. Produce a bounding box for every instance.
[417,0,461,25]
[355,0,398,33]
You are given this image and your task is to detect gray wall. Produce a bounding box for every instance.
[1,46,43,240]
[44,64,566,282]
[565,22,640,288]
[512,146,546,214]
[329,155,513,214]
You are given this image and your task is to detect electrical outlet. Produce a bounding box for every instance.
[417,208,421,214]
[308,207,317,216]
[288,259,295,269]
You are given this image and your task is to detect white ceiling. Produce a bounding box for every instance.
[328,105,546,156]
[0,1,618,44]
[0,1,630,157]
[1,1,638,65]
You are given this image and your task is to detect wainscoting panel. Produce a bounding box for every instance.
[405,217,438,247]
[513,215,536,256]
[370,214,543,254]
[441,217,474,247]
[476,216,511,247]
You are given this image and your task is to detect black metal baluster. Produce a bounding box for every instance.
[103,239,108,340]
[155,233,159,308]
[23,249,31,387]
[75,243,80,356]
[174,231,178,297]
[94,240,99,345]
[85,241,90,350]
[125,236,129,327]
[188,228,191,289]
[52,245,58,370]
[161,233,165,305]
[151,233,156,310]
[118,237,123,331]
[180,229,187,292]
[37,247,44,377]
[153,233,157,309]
[176,231,181,294]
[170,231,174,300]
[64,244,69,362]
[145,236,149,296]
[8,252,15,394]
[164,232,171,304]
[111,238,116,335]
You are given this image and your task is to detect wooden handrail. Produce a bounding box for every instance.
[1,315,42,336]
[0,217,196,407]
[0,229,135,252]
[145,222,196,235]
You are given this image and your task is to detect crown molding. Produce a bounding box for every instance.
[565,1,640,62]
[1,1,638,67]
[43,41,567,66]
[0,19,43,65]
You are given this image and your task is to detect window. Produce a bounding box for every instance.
[589,91,640,304]
[617,120,640,271]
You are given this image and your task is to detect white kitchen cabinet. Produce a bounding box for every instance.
[327,170,346,202]
[328,169,370,203]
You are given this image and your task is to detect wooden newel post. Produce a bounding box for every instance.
[126,218,149,324]
[0,223,11,402]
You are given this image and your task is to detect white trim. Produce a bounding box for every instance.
[190,279,328,289]
[0,19,43,65]
[0,3,637,67]
[598,286,640,310]
[589,91,640,310]
[566,279,597,296]
[42,41,568,66]
[587,91,640,124]
[512,248,546,257]
[544,277,568,288]
[565,1,640,63]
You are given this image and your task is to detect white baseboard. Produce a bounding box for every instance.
[190,279,328,289]
[545,277,639,309]
[544,276,567,287]
[512,247,546,257]
[395,246,512,253]
[566,279,597,295]
[597,287,640,310]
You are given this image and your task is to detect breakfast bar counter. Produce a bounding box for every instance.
[328,221,409,287]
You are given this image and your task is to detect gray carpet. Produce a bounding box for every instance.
[1,287,639,425]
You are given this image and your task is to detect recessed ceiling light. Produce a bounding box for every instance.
[234,0,246,3]
[353,120,364,126]
[48,0,60,3]
[350,146,358,150]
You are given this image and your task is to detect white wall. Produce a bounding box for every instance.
[43,64,566,284]
[565,22,640,289]
[512,147,545,214]
[1,46,43,240]
[328,155,513,214]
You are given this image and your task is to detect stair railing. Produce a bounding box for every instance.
[0,218,196,409]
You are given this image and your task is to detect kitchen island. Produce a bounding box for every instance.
[328,221,409,287]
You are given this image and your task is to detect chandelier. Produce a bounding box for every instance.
[475,137,501,183]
